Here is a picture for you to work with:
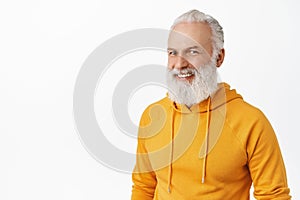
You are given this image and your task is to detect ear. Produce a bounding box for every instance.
[216,48,225,68]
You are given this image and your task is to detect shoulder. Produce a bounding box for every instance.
[139,96,171,126]
[225,98,275,144]
[226,97,269,123]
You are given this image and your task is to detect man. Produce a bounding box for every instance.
[131,9,291,199]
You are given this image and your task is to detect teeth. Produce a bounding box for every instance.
[177,73,193,78]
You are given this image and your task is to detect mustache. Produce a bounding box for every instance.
[168,68,199,75]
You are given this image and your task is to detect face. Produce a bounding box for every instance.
[167,22,214,83]
[166,22,220,106]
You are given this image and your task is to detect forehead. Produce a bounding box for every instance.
[168,22,212,49]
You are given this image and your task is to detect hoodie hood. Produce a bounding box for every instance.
[166,82,243,192]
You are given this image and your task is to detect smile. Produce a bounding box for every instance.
[177,72,194,78]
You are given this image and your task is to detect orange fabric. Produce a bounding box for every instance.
[131,83,291,200]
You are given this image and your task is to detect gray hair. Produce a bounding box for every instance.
[171,9,224,58]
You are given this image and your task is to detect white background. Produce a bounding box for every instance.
[1,0,299,199]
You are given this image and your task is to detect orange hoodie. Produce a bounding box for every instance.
[131,83,291,200]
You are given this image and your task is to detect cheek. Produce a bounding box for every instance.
[167,57,175,69]
[187,56,210,68]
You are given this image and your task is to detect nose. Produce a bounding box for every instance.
[172,56,189,70]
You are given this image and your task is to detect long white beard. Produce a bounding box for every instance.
[166,60,218,107]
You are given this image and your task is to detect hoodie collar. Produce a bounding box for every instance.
[167,82,242,113]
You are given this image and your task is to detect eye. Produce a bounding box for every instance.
[168,50,177,56]
[189,49,199,55]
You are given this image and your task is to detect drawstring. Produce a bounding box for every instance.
[167,98,211,191]
[201,97,211,184]
[167,105,175,193]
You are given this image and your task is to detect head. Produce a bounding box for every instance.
[166,9,225,107]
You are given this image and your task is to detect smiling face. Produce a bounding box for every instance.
[166,22,220,106]
[167,22,214,83]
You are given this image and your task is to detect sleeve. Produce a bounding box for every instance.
[131,109,157,200]
[246,111,291,200]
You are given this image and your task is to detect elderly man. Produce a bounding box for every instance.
[131,9,291,199]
